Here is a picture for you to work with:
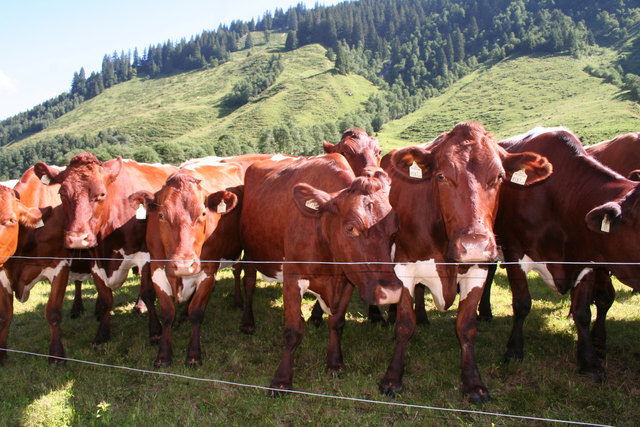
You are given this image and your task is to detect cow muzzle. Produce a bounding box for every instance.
[167,258,201,277]
[64,231,97,249]
[451,233,498,263]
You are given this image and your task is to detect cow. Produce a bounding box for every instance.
[13,167,91,318]
[586,132,640,179]
[129,160,243,366]
[0,185,44,361]
[383,122,553,402]
[33,153,177,357]
[239,155,406,394]
[491,127,640,383]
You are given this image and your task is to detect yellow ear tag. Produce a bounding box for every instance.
[305,199,320,210]
[135,204,147,220]
[511,168,527,185]
[601,215,610,233]
[217,200,227,214]
[409,161,422,179]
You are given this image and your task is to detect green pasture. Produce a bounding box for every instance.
[2,267,639,426]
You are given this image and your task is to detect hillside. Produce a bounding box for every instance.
[378,51,640,149]
[14,34,377,149]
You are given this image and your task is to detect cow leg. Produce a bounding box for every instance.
[46,266,70,363]
[570,271,605,382]
[240,263,257,334]
[504,264,531,362]
[308,301,324,327]
[478,263,497,321]
[379,287,415,397]
[0,289,13,363]
[414,284,429,325]
[326,283,354,373]
[140,263,161,343]
[186,275,215,366]
[92,275,113,348]
[155,290,176,367]
[591,268,614,359]
[269,278,304,395]
[457,286,490,403]
[69,280,85,319]
[232,262,243,309]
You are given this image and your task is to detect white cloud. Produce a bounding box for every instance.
[0,70,16,92]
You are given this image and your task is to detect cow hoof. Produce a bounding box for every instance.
[149,335,161,345]
[92,342,103,351]
[133,301,148,314]
[48,356,66,365]
[579,368,606,383]
[503,349,524,363]
[328,366,345,378]
[70,308,85,319]
[154,358,171,368]
[466,387,492,404]
[477,314,493,322]
[307,316,323,328]
[268,383,291,398]
[186,357,202,367]
[415,317,430,326]
[240,325,255,335]
[378,380,402,398]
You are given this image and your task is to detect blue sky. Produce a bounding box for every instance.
[0,0,346,120]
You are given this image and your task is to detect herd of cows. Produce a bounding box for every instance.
[0,123,639,404]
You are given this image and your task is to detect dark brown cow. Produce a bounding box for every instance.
[240,155,406,394]
[586,132,640,179]
[130,160,243,366]
[493,127,640,382]
[13,167,91,318]
[0,185,45,361]
[384,122,553,402]
[322,127,382,176]
[34,153,177,355]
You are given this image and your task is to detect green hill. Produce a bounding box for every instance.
[378,51,640,150]
[14,34,378,149]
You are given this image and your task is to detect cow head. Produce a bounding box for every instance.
[390,122,552,263]
[323,128,382,176]
[34,153,122,249]
[130,172,237,277]
[0,186,42,266]
[292,167,403,305]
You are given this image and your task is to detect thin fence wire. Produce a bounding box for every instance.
[0,347,613,427]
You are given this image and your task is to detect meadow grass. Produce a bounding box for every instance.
[2,267,639,426]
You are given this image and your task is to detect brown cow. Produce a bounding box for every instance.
[384,122,553,402]
[586,132,640,179]
[33,153,176,355]
[130,160,243,366]
[493,127,640,383]
[0,185,44,361]
[240,155,406,394]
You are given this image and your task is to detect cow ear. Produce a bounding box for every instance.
[128,190,156,212]
[33,162,62,185]
[585,202,622,234]
[293,183,333,217]
[17,203,43,228]
[390,147,435,181]
[206,191,238,215]
[502,151,553,186]
[322,140,338,154]
[627,170,640,181]
[103,156,123,185]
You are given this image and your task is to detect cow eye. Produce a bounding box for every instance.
[2,218,16,226]
[346,225,360,237]
[201,210,207,218]
[498,172,505,180]
[158,212,165,220]
[436,173,446,181]
[95,192,106,202]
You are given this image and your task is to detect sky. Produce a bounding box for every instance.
[0,0,347,120]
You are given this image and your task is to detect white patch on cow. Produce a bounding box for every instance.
[179,270,208,303]
[20,260,69,303]
[298,278,332,315]
[519,254,559,294]
[270,154,296,162]
[458,266,488,302]
[261,269,283,282]
[378,286,403,305]
[0,179,18,189]
[0,269,11,294]
[394,260,447,311]
[152,268,173,297]
[179,156,224,169]
[93,250,151,290]
[390,243,396,261]
[574,268,593,288]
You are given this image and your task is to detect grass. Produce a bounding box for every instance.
[378,51,640,150]
[2,266,640,426]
